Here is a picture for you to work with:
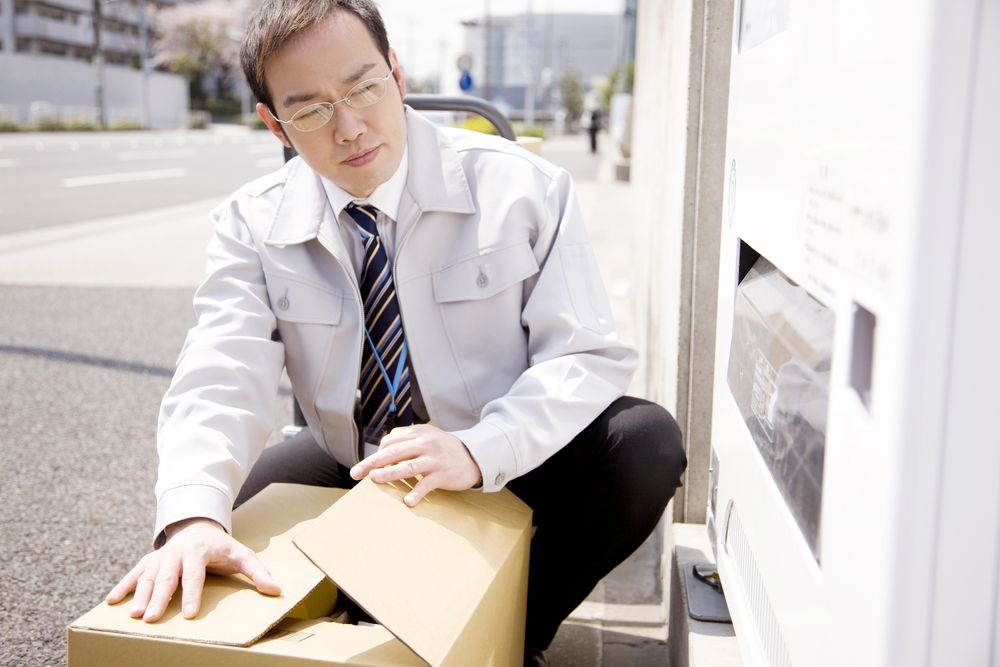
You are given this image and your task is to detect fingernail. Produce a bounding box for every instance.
[183,603,195,617]
[405,494,416,505]
[349,465,361,478]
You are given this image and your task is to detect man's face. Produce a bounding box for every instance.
[258,11,407,198]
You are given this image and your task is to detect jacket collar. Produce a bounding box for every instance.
[265,106,476,247]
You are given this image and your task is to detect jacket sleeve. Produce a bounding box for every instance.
[449,166,638,491]
[152,198,284,547]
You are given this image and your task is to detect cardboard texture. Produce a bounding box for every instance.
[294,478,533,667]
[68,480,532,666]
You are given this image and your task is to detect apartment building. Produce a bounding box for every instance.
[0,0,190,127]
[0,0,185,64]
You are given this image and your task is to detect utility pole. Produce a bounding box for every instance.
[92,0,106,129]
[483,0,491,101]
[139,0,151,128]
[523,0,535,126]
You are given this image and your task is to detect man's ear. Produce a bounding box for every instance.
[388,48,407,99]
[256,102,293,149]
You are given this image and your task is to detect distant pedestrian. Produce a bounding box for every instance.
[586,106,603,154]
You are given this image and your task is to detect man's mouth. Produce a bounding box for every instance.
[343,145,380,167]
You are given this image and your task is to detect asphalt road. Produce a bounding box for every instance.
[0,128,284,234]
[0,129,664,667]
[0,128,601,236]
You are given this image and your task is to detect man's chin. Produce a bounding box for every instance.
[336,175,378,199]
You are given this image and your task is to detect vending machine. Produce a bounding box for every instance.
[707,0,998,664]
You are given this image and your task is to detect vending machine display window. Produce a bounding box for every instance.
[726,255,834,561]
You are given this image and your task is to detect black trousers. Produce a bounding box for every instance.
[234,396,687,650]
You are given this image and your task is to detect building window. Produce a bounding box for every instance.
[39,41,68,56]
[37,4,70,21]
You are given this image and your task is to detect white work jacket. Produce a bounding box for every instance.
[153,109,637,544]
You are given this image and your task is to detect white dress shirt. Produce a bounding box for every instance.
[320,146,409,280]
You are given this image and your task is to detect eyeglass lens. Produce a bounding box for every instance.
[290,74,390,131]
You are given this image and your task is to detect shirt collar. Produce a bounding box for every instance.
[321,145,409,222]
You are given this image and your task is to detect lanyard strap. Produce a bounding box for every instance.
[353,217,407,417]
[363,328,408,414]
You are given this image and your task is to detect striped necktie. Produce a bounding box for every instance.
[345,203,413,441]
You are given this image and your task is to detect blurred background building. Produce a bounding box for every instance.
[0,0,191,128]
[460,12,622,124]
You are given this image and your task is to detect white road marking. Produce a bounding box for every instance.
[0,158,17,167]
[255,156,283,169]
[118,148,198,161]
[61,167,188,188]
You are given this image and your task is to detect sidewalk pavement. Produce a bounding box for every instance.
[0,130,672,666]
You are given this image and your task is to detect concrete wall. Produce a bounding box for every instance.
[0,53,188,128]
[631,0,733,522]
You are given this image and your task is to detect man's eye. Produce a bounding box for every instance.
[296,108,321,120]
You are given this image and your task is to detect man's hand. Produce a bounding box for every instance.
[350,424,483,506]
[105,517,280,622]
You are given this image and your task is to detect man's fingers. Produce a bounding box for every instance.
[106,560,145,604]
[378,426,420,449]
[350,441,421,480]
[235,549,281,597]
[371,456,428,484]
[403,474,438,507]
[143,556,182,622]
[180,556,207,619]
[130,567,158,618]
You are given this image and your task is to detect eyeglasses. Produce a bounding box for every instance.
[268,66,395,132]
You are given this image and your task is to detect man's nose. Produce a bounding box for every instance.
[333,105,366,144]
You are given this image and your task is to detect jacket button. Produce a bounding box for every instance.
[277,296,290,311]
[476,271,489,288]
[494,472,505,486]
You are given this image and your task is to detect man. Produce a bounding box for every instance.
[106,1,686,664]
[586,106,602,154]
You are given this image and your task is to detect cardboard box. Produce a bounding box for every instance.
[68,478,532,666]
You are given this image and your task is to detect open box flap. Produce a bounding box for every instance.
[293,477,532,667]
[70,484,347,647]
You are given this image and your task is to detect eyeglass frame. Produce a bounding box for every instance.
[266,64,397,132]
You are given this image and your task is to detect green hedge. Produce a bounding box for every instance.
[456,116,546,139]
[0,118,148,132]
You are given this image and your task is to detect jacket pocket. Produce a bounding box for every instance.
[432,242,539,303]
[429,242,538,409]
[265,272,344,325]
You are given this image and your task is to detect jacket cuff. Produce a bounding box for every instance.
[449,420,518,492]
[153,484,233,549]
